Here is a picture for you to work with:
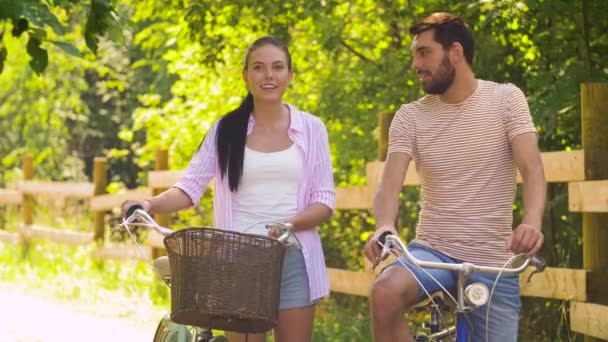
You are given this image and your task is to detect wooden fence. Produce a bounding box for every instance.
[1,83,607,340]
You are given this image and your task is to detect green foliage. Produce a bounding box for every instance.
[1,0,608,340]
[0,0,122,74]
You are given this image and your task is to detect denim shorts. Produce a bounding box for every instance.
[387,242,521,342]
[279,247,314,310]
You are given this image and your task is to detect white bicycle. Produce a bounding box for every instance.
[119,205,300,342]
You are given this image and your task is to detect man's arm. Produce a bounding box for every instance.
[364,152,411,263]
[507,132,546,255]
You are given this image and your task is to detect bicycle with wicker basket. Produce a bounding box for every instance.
[118,206,301,342]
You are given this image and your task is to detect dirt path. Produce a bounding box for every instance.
[0,289,155,342]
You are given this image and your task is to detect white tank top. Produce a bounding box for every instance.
[232,144,303,236]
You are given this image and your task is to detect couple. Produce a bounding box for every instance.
[122,13,546,342]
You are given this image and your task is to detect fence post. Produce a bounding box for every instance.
[93,157,107,242]
[378,112,396,162]
[21,154,34,251]
[153,149,169,258]
[22,154,34,227]
[581,82,608,341]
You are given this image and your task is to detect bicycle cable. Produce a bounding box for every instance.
[114,220,172,287]
[378,240,454,336]
[484,253,528,342]
[242,220,302,248]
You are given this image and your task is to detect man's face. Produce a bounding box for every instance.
[410,30,456,95]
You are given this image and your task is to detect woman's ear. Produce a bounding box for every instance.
[242,70,249,89]
[287,70,294,84]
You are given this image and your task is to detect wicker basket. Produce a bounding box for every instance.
[163,227,286,333]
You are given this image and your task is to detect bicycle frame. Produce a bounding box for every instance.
[380,234,545,342]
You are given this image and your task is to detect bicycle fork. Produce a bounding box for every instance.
[415,305,457,342]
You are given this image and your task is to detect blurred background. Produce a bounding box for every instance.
[1,0,607,341]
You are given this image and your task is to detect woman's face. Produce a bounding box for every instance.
[243,44,293,103]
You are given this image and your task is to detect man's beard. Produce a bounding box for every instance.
[421,55,456,95]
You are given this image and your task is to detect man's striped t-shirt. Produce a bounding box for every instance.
[388,79,537,267]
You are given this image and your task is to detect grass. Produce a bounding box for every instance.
[0,241,168,333]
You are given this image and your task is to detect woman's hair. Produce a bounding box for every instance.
[216,36,292,192]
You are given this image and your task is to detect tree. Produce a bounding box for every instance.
[0,0,122,74]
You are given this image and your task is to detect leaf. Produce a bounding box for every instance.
[0,45,7,74]
[48,40,82,57]
[11,18,29,37]
[26,37,48,75]
[84,0,123,54]
[27,26,47,40]
[20,0,66,35]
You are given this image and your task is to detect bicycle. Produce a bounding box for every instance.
[118,206,301,342]
[375,232,546,342]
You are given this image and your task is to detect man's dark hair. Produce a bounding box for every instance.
[409,13,474,65]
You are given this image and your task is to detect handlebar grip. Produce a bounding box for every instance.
[124,204,144,219]
[377,231,393,247]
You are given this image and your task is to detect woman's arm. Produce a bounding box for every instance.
[287,203,332,231]
[290,118,336,231]
[121,187,193,216]
[122,122,220,217]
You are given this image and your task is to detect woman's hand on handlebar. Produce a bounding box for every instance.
[121,200,152,219]
[364,227,398,264]
[267,226,280,239]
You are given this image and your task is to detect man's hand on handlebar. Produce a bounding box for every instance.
[507,223,544,256]
[364,227,398,267]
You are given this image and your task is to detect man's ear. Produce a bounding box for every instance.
[449,42,465,64]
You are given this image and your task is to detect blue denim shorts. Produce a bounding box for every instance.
[279,247,314,310]
[387,242,521,342]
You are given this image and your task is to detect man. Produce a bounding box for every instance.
[363,12,546,342]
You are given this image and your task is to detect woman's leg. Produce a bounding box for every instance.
[224,332,266,342]
[272,304,316,342]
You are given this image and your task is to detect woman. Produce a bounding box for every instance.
[122,36,335,342]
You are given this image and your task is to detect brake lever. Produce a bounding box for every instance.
[526,255,546,286]
[371,231,393,273]
[266,222,302,249]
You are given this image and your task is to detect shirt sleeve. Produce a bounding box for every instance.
[387,105,415,157]
[308,118,336,211]
[504,84,537,141]
[172,120,219,206]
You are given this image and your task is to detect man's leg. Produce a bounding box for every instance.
[370,265,420,341]
[370,243,458,342]
[468,273,520,342]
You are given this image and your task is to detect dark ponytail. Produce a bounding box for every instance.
[216,35,292,192]
[216,92,253,192]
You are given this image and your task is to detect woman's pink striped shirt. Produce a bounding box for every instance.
[173,104,336,302]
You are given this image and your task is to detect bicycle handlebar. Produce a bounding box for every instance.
[122,206,174,236]
[121,206,299,247]
[378,233,546,276]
